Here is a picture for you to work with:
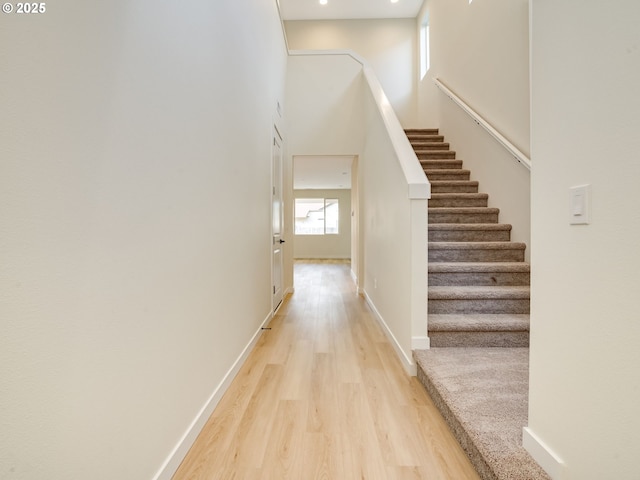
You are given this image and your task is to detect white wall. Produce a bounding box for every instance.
[417,0,529,152]
[528,2,640,479]
[286,54,365,157]
[0,1,287,479]
[417,0,531,256]
[360,88,429,370]
[293,189,352,259]
[285,19,418,127]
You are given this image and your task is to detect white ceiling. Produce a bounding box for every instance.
[294,156,354,190]
[279,0,424,21]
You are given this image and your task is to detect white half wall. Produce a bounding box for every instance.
[0,1,287,478]
[528,1,640,479]
[285,19,418,127]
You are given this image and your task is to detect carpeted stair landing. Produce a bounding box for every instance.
[406,129,547,479]
[414,348,549,480]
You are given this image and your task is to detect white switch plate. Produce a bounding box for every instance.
[569,184,591,225]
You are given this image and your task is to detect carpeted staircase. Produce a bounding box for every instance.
[405,128,530,347]
[407,129,549,480]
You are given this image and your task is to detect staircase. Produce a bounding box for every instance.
[405,128,530,347]
[407,129,549,480]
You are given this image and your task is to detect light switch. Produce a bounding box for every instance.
[569,184,591,225]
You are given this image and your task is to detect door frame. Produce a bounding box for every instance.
[271,124,284,313]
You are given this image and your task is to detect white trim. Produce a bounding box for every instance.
[363,290,417,376]
[409,199,429,351]
[412,336,430,350]
[350,268,358,288]
[433,77,532,171]
[152,312,273,480]
[523,427,566,480]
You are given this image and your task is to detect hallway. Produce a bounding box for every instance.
[173,261,479,479]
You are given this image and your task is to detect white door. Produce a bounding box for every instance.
[272,127,284,311]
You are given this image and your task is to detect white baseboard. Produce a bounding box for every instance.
[363,290,416,376]
[350,268,358,288]
[152,311,274,480]
[412,336,430,350]
[523,427,565,480]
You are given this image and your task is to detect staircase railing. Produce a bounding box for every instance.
[434,78,531,171]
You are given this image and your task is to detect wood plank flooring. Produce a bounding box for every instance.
[172,260,480,480]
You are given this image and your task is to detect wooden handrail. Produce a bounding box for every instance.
[434,78,531,171]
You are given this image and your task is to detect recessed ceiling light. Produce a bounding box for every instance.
[319,0,327,5]
[391,0,399,3]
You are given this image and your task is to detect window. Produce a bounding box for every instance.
[420,15,430,80]
[295,198,339,235]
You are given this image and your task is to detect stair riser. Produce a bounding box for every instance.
[429,197,488,208]
[405,129,439,136]
[417,151,457,160]
[428,331,529,348]
[408,136,444,143]
[411,143,450,150]
[425,172,471,181]
[428,299,530,315]
[428,230,510,242]
[429,272,531,287]
[429,212,498,224]
[431,183,479,194]
[420,161,463,170]
[429,249,525,262]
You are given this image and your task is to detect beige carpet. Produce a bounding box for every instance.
[414,348,550,480]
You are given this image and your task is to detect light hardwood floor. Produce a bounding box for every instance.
[173,261,480,480]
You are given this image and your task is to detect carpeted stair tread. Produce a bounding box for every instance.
[429,242,526,263]
[405,128,439,135]
[424,169,470,179]
[409,135,445,142]
[429,193,488,208]
[429,262,530,273]
[429,241,525,251]
[428,223,511,232]
[429,262,530,286]
[429,207,499,214]
[420,159,464,169]
[428,314,529,332]
[411,142,450,150]
[430,193,488,200]
[430,180,479,193]
[416,150,457,159]
[429,285,530,300]
[414,348,550,480]
[429,224,512,242]
[429,208,500,224]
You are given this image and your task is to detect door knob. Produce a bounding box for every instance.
[279,239,286,244]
